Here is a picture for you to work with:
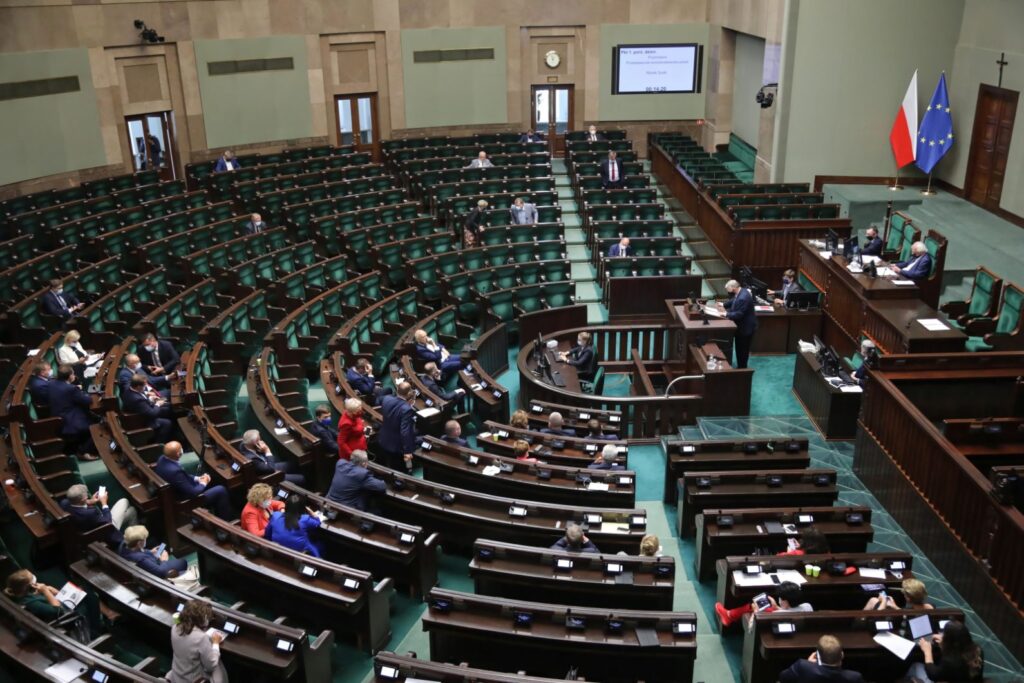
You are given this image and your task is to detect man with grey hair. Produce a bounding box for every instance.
[853,339,878,388]
[62,483,138,546]
[588,444,624,471]
[239,428,305,485]
[465,150,494,169]
[327,449,387,511]
[509,196,538,225]
[540,411,576,438]
[719,279,757,369]
[892,240,932,282]
[550,521,600,553]
[463,199,489,247]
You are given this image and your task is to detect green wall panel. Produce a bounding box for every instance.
[195,36,313,149]
[0,49,106,186]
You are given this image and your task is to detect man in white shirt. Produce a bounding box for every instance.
[465,150,494,169]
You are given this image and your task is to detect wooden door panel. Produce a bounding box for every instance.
[965,85,1018,210]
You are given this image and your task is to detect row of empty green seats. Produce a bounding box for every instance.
[136,209,248,280]
[587,219,675,248]
[0,169,159,223]
[371,233,459,288]
[394,152,550,178]
[477,223,564,247]
[482,281,576,327]
[706,182,810,199]
[382,131,537,154]
[289,200,421,243]
[256,180,403,223]
[442,260,571,322]
[269,254,351,305]
[565,139,634,154]
[600,255,693,283]
[230,162,387,203]
[582,202,664,227]
[718,192,824,207]
[185,144,356,184]
[0,244,79,305]
[579,187,657,206]
[410,164,554,200]
[88,201,239,264]
[187,226,293,279]
[227,241,323,295]
[385,141,547,163]
[333,287,422,372]
[199,289,283,361]
[728,203,841,223]
[428,176,555,209]
[76,267,177,347]
[318,216,442,269]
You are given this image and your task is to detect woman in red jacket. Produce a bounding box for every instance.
[337,397,369,460]
[240,483,284,536]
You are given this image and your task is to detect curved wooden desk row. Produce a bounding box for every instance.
[415,435,636,508]
[470,538,674,611]
[716,551,915,610]
[180,509,393,654]
[72,542,331,681]
[0,592,166,682]
[366,463,648,554]
[423,587,696,683]
[525,398,623,435]
[372,651,570,683]
[676,468,839,536]
[661,436,811,503]
[695,506,875,582]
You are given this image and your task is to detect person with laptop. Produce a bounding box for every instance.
[909,620,984,682]
[778,635,865,683]
[768,268,804,306]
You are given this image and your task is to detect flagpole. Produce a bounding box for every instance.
[889,163,902,191]
[921,173,936,196]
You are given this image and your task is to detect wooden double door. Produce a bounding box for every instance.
[965,85,1018,210]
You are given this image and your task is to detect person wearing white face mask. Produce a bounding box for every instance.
[40,278,83,320]
[240,483,285,537]
[117,353,169,398]
[138,332,180,376]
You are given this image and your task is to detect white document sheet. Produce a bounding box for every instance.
[873,631,916,660]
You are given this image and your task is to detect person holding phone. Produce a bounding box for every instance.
[864,577,934,611]
[118,525,188,579]
[715,581,812,629]
[778,635,864,683]
[169,600,228,683]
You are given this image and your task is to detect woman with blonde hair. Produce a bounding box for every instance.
[240,483,284,536]
[864,577,934,611]
[639,534,661,557]
[57,329,102,380]
[169,599,228,683]
[509,409,530,429]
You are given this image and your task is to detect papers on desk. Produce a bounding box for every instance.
[55,581,87,608]
[44,658,89,682]
[775,569,808,585]
[873,631,916,660]
[862,255,881,265]
[481,465,501,477]
[587,481,610,491]
[206,627,229,641]
[478,431,492,440]
[416,407,440,418]
[83,366,99,379]
[877,266,897,277]
[27,348,40,357]
[599,521,631,534]
[755,305,775,313]
[702,305,724,318]
[732,569,808,588]
[818,251,833,259]
[839,385,864,393]
[85,353,104,365]
[274,427,289,436]
[892,279,916,286]
[858,567,887,579]
[918,318,950,331]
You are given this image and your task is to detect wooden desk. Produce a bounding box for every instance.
[792,349,861,439]
[662,437,811,504]
[666,299,735,361]
[607,275,702,322]
[423,587,697,683]
[458,322,510,421]
[524,399,624,435]
[752,306,823,354]
[470,539,674,610]
[677,469,838,536]
[864,299,966,354]
[373,652,570,683]
[694,506,874,581]
[716,551,914,611]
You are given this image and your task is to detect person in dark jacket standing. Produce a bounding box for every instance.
[376,382,418,471]
[721,279,758,369]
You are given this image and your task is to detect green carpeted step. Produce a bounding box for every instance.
[587,302,609,324]
[574,280,602,302]
[680,225,706,241]
[571,261,597,281]
[688,241,723,260]
[696,258,732,277]
[566,244,590,262]
[557,187,574,199]
[563,227,586,245]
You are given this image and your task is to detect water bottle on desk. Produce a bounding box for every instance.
[707,356,718,372]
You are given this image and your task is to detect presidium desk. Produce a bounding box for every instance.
[797,239,965,358]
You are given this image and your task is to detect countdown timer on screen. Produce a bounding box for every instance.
[612,44,701,94]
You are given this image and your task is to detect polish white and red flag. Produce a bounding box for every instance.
[889,70,918,168]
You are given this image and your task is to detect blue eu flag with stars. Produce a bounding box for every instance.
[915,73,954,174]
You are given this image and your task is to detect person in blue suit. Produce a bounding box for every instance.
[539,411,577,438]
[28,361,52,411]
[245,212,267,234]
[62,483,138,547]
[327,450,387,511]
[559,331,596,382]
[584,419,617,441]
[138,332,180,376]
[213,150,240,173]
[346,358,390,405]
[419,362,467,412]
[119,524,188,579]
[376,382,418,471]
[518,130,544,143]
[722,280,758,369]
[440,420,468,447]
[307,404,338,455]
[40,278,83,320]
[117,353,169,399]
[154,441,233,520]
[778,635,865,683]
[121,374,175,443]
[48,364,98,459]
[413,329,462,380]
[588,444,624,470]
[892,241,932,283]
[861,226,883,257]
[264,493,324,557]
[607,237,633,258]
[239,429,305,486]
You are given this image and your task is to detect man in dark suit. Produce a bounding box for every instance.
[550,522,600,553]
[584,419,617,441]
[892,241,932,282]
[588,444,624,470]
[376,382,418,471]
[138,332,179,376]
[213,150,240,173]
[121,374,175,443]
[539,411,577,438]
[49,365,98,460]
[419,361,466,411]
[239,429,305,485]
[518,130,544,143]
[599,150,624,189]
[414,328,462,380]
[585,125,603,143]
[28,361,52,411]
[346,358,389,405]
[326,451,386,511]
[778,635,864,683]
[559,331,596,382]
[246,212,267,235]
[769,268,804,306]
[722,279,758,369]
[153,441,232,519]
[61,483,138,547]
[308,404,338,456]
[861,226,883,257]
[462,199,488,247]
[117,353,169,399]
[852,339,877,388]
[608,237,632,258]
[440,420,468,447]
[40,278,83,320]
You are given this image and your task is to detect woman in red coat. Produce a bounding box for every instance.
[240,483,285,536]
[336,397,369,460]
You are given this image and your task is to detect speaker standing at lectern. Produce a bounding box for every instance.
[720,280,758,369]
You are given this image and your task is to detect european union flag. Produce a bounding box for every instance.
[915,73,954,174]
